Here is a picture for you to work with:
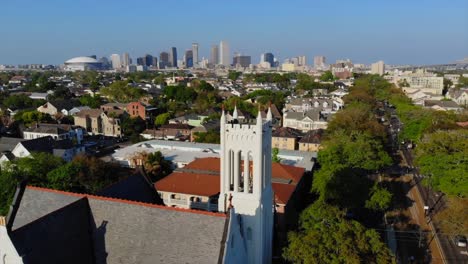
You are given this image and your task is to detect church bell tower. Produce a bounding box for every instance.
[219,107,274,264]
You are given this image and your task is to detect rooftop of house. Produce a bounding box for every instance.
[18,136,75,154]
[424,100,461,108]
[75,108,103,118]
[160,124,194,130]
[0,137,26,153]
[272,127,303,138]
[284,109,322,121]
[9,186,227,264]
[45,99,81,111]
[155,157,305,205]
[23,123,76,135]
[156,172,221,197]
[299,129,324,144]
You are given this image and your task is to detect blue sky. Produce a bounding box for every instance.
[1,0,467,65]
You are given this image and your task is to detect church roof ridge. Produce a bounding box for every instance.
[25,185,227,218]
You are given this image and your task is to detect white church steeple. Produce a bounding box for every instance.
[219,108,274,264]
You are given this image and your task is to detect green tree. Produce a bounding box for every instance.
[365,184,393,211]
[457,76,468,88]
[132,151,173,182]
[319,71,335,82]
[100,81,147,103]
[434,197,468,235]
[14,110,52,125]
[155,113,171,126]
[79,94,103,108]
[327,104,386,140]
[193,130,221,144]
[0,165,21,215]
[272,147,281,163]
[228,71,242,81]
[443,78,453,95]
[415,129,468,196]
[3,94,35,109]
[283,202,394,264]
[121,116,146,137]
[14,152,65,186]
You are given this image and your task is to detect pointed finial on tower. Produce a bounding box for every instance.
[233,105,238,119]
[221,104,226,124]
[266,103,272,121]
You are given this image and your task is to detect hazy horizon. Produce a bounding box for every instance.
[1,0,467,65]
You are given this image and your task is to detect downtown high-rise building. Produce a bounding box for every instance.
[192,43,199,66]
[185,50,193,68]
[121,53,130,67]
[219,40,230,66]
[210,45,219,65]
[263,52,274,67]
[233,54,251,68]
[144,54,154,67]
[298,56,306,66]
[169,47,178,68]
[136,57,145,66]
[159,52,169,68]
[110,54,121,69]
[371,60,385,76]
[314,56,326,69]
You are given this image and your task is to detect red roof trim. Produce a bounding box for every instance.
[26,185,227,218]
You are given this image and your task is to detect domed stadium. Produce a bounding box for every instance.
[64,56,102,71]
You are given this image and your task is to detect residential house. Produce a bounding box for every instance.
[403,88,443,105]
[298,129,323,152]
[22,123,85,144]
[423,100,463,112]
[446,88,468,107]
[0,137,26,165]
[169,110,219,127]
[100,103,127,112]
[74,109,124,137]
[68,106,91,116]
[10,136,84,162]
[190,120,220,142]
[272,127,302,151]
[284,98,339,113]
[8,76,29,86]
[159,124,193,140]
[283,110,328,132]
[126,101,157,120]
[28,93,49,100]
[36,100,81,116]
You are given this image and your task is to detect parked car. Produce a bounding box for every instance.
[454,235,467,248]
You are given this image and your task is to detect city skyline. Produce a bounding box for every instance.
[1,0,467,65]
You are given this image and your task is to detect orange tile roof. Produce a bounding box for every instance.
[182,157,305,184]
[155,172,220,197]
[155,157,305,205]
[272,163,305,184]
[183,157,221,172]
[272,183,296,205]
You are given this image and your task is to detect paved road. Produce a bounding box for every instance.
[383,103,468,263]
[402,148,468,264]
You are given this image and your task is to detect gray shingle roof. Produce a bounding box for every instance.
[11,198,95,264]
[284,110,321,121]
[0,137,26,152]
[11,187,227,264]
